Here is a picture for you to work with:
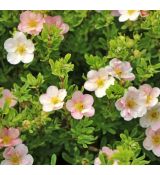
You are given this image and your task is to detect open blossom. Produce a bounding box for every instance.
[39,86,67,112]
[115,87,147,121]
[0,128,22,148]
[94,146,118,165]
[4,32,35,65]
[140,103,160,131]
[105,58,135,81]
[84,68,115,98]
[118,10,140,22]
[66,91,95,119]
[45,16,69,35]
[1,144,34,165]
[143,128,160,157]
[0,89,17,108]
[139,84,160,109]
[18,11,44,35]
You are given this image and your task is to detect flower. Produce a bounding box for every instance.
[0,128,22,148]
[18,11,44,35]
[140,103,160,131]
[139,84,160,108]
[84,68,115,98]
[4,32,35,65]
[39,85,67,112]
[1,144,34,165]
[111,10,120,17]
[118,10,140,22]
[44,15,69,35]
[0,89,17,108]
[105,58,135,81]
[94,146,118,165]
[66,91,95,119]
[143,128,160,157]
[115,87,147,121]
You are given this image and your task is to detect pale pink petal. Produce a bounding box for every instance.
[153,146,160,157]
[8,128,20,139]
[87,70,98,79]
[84,81,97,91]
[84,107,95,117]
[72,91,83,102]
[47,86,58,97]
[83,94,94,106]
[21,154,34,165]
[3,147,15,159]
[71,111,83,120]
[58,89,67,100]
[151,87,160,98]
[3,89,12,98]
[95,88,106,98]
[139,116,150,128]
[43,104,54,112]
[119,15,129,22]
[94,157,101,165]
[39,94,50,105]
[66,100,75,112]
[143,137,153,150]
[16,144,28,157]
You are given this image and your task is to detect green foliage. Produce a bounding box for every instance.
[0,10,160,165]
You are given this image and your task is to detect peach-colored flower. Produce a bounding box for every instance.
[140,103,160,131]
[115,87,147,121]
[18,11,44,35]
[0,128,22,148]
[44,16,69,35]
[0,89,17,108]
[94,146,118,165]
[143,128,160,157]
[66,91,95,119]
[139,84,160,109]
[140,10,149,17]
[1,144,33,165]
[105,58,135,81]
[84,68,115,98]
[39,86,67,112]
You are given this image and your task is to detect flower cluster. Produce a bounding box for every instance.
[0,128,33,165]
[4,11,69,65]
[115,84,160,156]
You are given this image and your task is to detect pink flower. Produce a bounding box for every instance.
[139,84,160,109]
[18,11,44,35]
[105,58,135,81]
[140,10,149,17]
[115,87,147,121]
[1,144,34,165]
[143,128,160,157]
[111,10,120,17]
[44,16,69,35]
[66,91,95,119]
[0,89,17,109]
[0,128,22,148]
[94,146,118,165]
[39,86,67,112]
[140,103,160,131]
[84,68,115,98]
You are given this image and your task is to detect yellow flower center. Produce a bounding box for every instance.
[3,136,11,145]
[16,44,26,55]
[96,78,105,88]
[127,10,137,15]
[51,97,60,104]
[146,95,152,104]
[10,154,21,165]
[149,110,160,121]
[126,99,136,108]
[28,20,38,28]
[114,67,122,76]
[5,97,12,105]
[74,102,84,112]
[152,133,160,146]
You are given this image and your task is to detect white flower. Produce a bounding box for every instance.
[4,32,35,65]
[140,103,160,131]
[84,68,115,98]
[39,86,67,112]
[115,87,147,121]
[118,10,140,22]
